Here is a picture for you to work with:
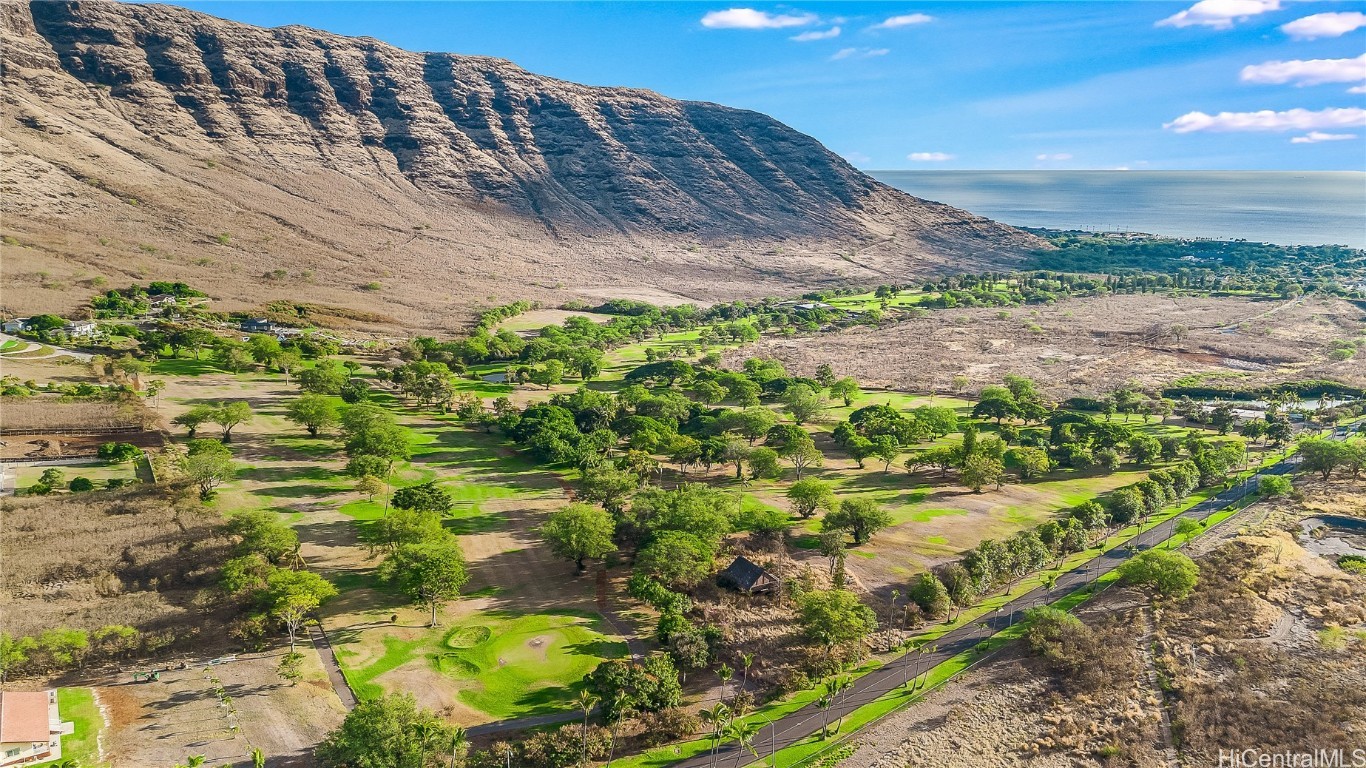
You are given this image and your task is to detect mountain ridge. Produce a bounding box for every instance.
[1,0,1041,331]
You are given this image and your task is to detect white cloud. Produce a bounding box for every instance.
[1240,54,1366,88]
[1351,85,1366,95]
[830,47,890,61]
[843,151,872,165]
[1164,107,1366,133]
[1034,153,1074,161]
[1290,131,1358,143]
[791,26,840,41]
[908,152,954,162]
[870,13,933,30]
[1156,0,1281,30]
[700,8,816,29]
[1280,11,1366,39]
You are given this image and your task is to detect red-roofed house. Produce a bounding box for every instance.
[0,690,72,766]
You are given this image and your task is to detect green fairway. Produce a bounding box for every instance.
[337,610,628,719]
[438,611,628,718]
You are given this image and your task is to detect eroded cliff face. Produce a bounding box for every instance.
[0,1,1041,328]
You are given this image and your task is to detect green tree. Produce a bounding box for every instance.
[746,446,781,480]
[248,334,284,367]
[1172,517,1203,546]
[285,393,340,437]
[181,439,235,499]
[172,404,217,438]
[211,400,253,442]
[299,360,349,394]
[779,431,823,479]
[379,538,470,627]
[796,589,877,649]
[541,503,617,573]
[871,435,900,473]
[265,569,338,651]
[68,476,95,492]
[0,633,37,683]
[960,454,1006,493]
[634,531,714,590]
[392,481,454,514]
[1117,549,1199,598]
[822,497,893,545]
[908,572,950,618]
[786,478,835,519]
[355,475,384,502]
[1299,436,1348,480]
[828,377,861,408]
[1258,475,1292,497]
[782,384,827,425]
[1007,446,1051,479]
[316,693,456,768]
[227,509,299,563]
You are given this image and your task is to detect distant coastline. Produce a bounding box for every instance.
[870,170,1366,249]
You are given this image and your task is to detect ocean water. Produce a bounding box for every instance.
[870,171,1366,248]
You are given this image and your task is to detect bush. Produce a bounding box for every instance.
[1117,549,1199,598]
[97,442,141,463]
[1257,475,1292,497]
[1336,555,1366,575]
[68,477,95,493]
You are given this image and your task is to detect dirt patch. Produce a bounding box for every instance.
[0,430,163,460]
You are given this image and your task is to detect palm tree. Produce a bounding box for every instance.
[605,697,632,768]
[740,653,755,691]
[448,726,468,768]
[816,689,835,740]
[830,675,853,734]
[577,690,599,766]
[717,663,734,705]
[724,719,762,762]
[413,722,438,768]
[700,703,731,767]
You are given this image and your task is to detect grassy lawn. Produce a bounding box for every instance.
[32,687,104,768]
[14,460,141,489]
[337,610,627,719]
[442,611,628,718]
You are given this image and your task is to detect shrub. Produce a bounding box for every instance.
[68,477,95,493]
[1337,555,1366,575]
[97,442,141,463]
[1257,475,1292,497]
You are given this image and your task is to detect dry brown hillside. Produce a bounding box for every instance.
[0,0,1040,332]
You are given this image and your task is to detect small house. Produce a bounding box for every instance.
[62,321,96,337]
[0,690,73,766]
[148,294,177,308]
[1,318,30,333]
[240,318,275,334]
[718,556,779,594]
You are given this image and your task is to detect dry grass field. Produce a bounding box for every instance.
[837,475,1366,768]
[0,487,233,643]
[731,294,1366,396]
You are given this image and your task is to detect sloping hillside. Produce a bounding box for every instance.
[0,0,1040,331]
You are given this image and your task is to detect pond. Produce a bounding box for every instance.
[1299,515,1366,559]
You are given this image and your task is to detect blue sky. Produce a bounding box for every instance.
[171,1,1366,170]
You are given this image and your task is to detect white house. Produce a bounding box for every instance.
[0,690,73,766]
[1,318,30,333]
[148,294,177,308]
[63,321,97,337]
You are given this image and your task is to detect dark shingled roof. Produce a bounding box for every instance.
[719,556,778,593]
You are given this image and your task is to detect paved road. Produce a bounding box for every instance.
[308,623,357,709]
[680,449,1313,768]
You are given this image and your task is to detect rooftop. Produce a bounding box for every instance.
[0,691,51,743]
